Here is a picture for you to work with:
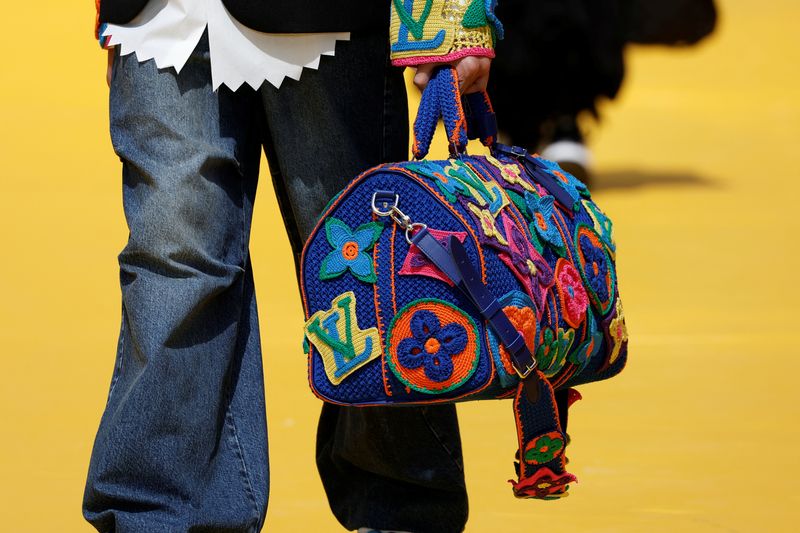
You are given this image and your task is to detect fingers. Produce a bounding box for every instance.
[455,56,491,94]
[454,56,479,93]
[414,63,436,92]
[413,56,492,94]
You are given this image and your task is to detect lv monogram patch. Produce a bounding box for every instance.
[305,292,382,385]
[391,0,447,53]
[445,160,509,215]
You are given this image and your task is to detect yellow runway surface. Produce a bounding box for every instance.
[1,1,798,531]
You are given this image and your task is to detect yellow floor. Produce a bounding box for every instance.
[1,1,799,531]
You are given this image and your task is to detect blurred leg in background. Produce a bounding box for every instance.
[490,0,716,183]
[623,0,718,46]
[491,0,627,183]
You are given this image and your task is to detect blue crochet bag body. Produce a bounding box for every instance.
[300,68,627,499]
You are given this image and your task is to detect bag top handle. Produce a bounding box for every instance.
[412,66,498,160]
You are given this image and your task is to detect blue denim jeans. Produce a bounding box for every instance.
[83,30,467,533]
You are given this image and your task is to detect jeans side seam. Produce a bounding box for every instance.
[223,167,261,530]
[106,306,126,402]
[224,403,261,529]
[238,146,248,272]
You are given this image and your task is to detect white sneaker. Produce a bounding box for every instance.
[540,140,592,183]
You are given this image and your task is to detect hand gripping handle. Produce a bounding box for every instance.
[412,66,498,159]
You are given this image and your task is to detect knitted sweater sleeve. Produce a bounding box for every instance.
[389,0,503,66]
[94,0,504,57]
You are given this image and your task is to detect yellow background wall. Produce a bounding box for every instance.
[1,1,798,531]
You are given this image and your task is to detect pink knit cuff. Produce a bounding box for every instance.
[392,47,495,68]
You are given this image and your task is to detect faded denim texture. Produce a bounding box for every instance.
[83,30,467,533]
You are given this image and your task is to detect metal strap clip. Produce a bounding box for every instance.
[371,192,427,244]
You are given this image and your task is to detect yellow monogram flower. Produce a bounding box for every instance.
[468,203,508,246]
[486,155,534,192]
[607,298,628,366]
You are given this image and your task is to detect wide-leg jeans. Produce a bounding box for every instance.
[83,30,468,533]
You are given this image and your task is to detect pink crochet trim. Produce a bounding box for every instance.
[392,47,495,67]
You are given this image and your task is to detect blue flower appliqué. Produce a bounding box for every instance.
[579,233,610,304]
[525,192,566,255]
[569,314,603,373]
[319,218,383,283]
[535,156,588,200]
[397,310,468,383]
[583,199,616,254]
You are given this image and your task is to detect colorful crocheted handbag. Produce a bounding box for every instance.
[300,67,628,499]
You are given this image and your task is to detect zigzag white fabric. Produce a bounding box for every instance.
[102,0,350,91]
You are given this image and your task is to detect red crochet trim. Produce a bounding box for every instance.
[567,388,583,408]
[509,467,577,499]
[392,47,495,67]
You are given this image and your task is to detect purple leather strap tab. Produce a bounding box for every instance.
[447,237,537,382]
[495,143,578,212]
[521,159,580,214]
[479,298,502,320]
[407,217,567,497]
[372,190,398,212]
[408,226,541,399]
[412,229,537,380]
[504,332,527,355]
[496,143,527,159]
[410,227,463,286]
